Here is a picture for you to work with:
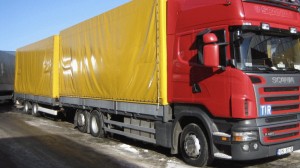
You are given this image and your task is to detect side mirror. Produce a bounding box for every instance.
[203,33,220,67]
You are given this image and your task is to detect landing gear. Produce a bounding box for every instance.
[180,123,209,167]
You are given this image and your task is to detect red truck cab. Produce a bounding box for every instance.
[167,0,300,166]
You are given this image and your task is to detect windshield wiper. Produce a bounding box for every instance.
[254,65,275,72]
[285,68,300,73]
[242,66,275,73]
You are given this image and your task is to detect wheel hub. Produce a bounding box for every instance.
[24,103,29,112]
[91,117,99,133]
[33,105,38,114]
[78,113,85,126]
[184,134,201,158]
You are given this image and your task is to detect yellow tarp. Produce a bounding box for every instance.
[15,35,59,98]
[59,0,167,104]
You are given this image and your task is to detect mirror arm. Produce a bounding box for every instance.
[228,59,236,68]
[217,42,229,46]
[197,29,211,37]
[218,65,227,71]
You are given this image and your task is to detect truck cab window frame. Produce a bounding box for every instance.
[230,26,300,73]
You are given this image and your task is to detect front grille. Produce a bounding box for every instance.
[261,123,300,144]
[272,105,299,111]
[265,115,297,123]
[268,124,298,132]
[265,96,299,102]
[264,87,299,92]
[254,75,300,145]
[259,85,300,115]
[268,132,299,140]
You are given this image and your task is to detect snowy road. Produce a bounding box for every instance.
[1,102,300,168]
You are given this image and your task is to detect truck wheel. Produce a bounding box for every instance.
[180,123,209,167]
[90,110,105,138]
[23,101,31,114]
[31,103,41,117]
[76,110,88,133]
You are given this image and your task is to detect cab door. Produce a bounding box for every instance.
[172,28,232,118]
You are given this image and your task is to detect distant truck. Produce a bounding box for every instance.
[0,50,15,101]
[15,0,300,167]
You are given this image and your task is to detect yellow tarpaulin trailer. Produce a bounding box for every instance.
[14,0,172,157]
[15,35,60,114]
[59,0,167,105]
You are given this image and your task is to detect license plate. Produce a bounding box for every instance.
[277,146,293,156]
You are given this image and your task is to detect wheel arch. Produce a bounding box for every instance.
[171,104,218,156]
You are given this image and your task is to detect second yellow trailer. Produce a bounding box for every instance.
[15,35,60,116]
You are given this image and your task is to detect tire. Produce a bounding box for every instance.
[90,110,105,138]
[180,123,209,167]
[76,110,88,133]
[23,101,31,114]
[31,103,41,117]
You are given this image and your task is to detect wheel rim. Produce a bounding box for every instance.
[24,102,29,112]
[91,116,99,133]
[33,104,38,115]
[184,134,201,158]
[78,113,85,126]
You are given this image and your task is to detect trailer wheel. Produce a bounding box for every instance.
[76,110,88,133]
[23,101,31,114]
[90,110,105,138]
[31,103,40,117]
[180,123,209,167]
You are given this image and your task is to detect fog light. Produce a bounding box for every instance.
[242,144,250,152]
[251,142,259,151]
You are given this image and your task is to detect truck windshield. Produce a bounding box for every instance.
[233,30,300,73]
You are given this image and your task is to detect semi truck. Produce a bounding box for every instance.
[0,50,15,101]
[15,0,300,167]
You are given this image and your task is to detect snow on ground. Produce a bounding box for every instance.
[166,159,192,168]
[294,150,300,153]
[118,144,139,154]
[25,119,62,129]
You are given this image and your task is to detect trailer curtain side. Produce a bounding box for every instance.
[15,36,59,99]
[59,0,167,105]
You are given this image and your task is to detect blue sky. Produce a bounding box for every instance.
[0,0,130,51]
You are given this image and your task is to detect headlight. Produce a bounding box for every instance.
[232,131,258,142]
